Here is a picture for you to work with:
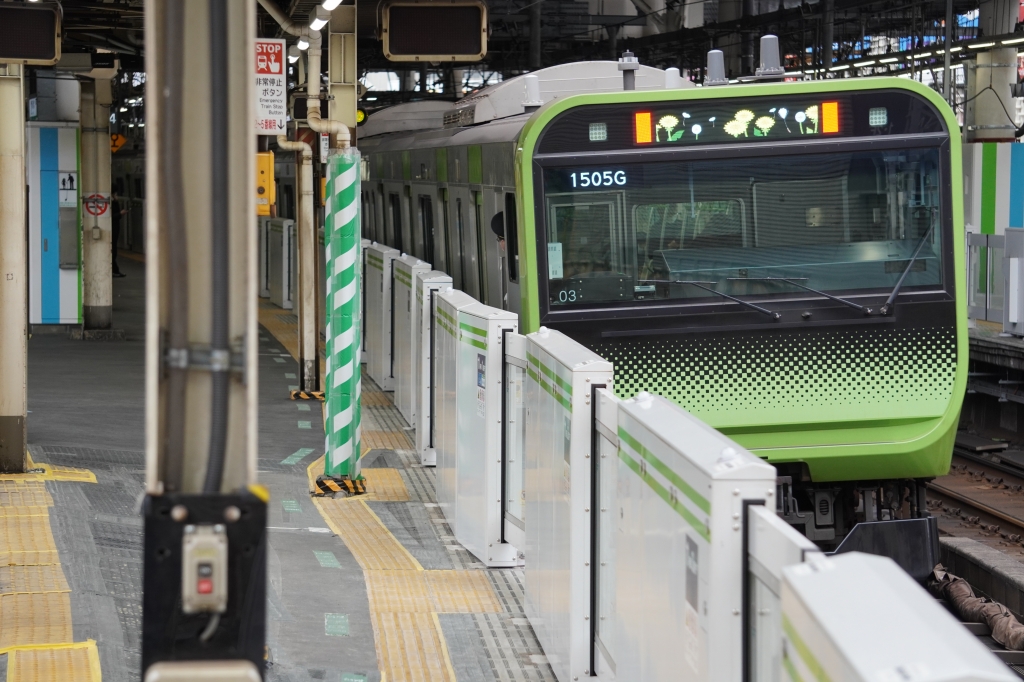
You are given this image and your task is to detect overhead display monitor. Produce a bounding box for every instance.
[0,5,60,65]
[382,0,487,62]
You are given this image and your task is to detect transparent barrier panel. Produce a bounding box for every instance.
[594,413,618,673]
[968,243,983,312]
[505,363,526,526]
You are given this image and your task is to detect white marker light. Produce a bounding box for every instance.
[297,37,309,50]
[322,0,343,9]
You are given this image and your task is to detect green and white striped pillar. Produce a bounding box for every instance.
[324,148,362,479]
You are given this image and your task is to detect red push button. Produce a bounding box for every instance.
[197,578,213,595]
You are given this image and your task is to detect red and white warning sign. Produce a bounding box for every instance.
[255,38,287,135]
[84,193,109,217]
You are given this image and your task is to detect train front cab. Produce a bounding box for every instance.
[515,78,967,555]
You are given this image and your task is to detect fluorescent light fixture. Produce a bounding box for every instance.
[880,57,899,63]
[829,64,850,71]
[935,49,945,54]
[288,46,301,63]
[309,6,330,30]
[1003,37,1024,45]
[915,52,931,58]
[784,70,803,76]
[297,37,309,50]
[854,60,876,67]
[322,0,343,9]
[968,42,995,49]
[950,46,963,52]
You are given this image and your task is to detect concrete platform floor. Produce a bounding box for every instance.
[8,257,556,682]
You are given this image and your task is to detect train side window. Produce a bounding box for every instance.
[504,192,518,282]
[474,194,487,304]
[388,192,403,253]
[443,195,460,288]
[419,196,435,268]
[456,198,470,296]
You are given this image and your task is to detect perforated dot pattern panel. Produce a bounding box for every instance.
[594,327,957,426]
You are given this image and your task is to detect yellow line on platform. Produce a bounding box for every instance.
[0,461,101,680]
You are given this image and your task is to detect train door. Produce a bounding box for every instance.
[473,190,490,305]
[441,189,459,289]
[373,186,385,243]
[450,187,479,297]
[404,185,421,259]
[386,188,403,252]
[414,190,437,269]
[500,191,520,312]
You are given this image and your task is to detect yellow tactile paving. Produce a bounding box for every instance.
[0,592,74,652]
[362,430,414,451]
[366,570,433,613]
[7,640,102,682]
[0,516,60,566]
[0,506,50,518]
[0,565,71,595]
[361,468,410,502]
[0,481,54,507]
[361,392,393,407]
[314,497,421,572]
[373,612,456,682]
[0,456,97,484]
[424,571,502,614]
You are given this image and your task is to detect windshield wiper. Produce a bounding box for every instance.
[639,279,782,321]
[728,277,875,315]
[878,224,935,316]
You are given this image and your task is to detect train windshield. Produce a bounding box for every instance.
[541,147,944,310]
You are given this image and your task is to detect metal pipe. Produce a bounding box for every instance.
[204,0,230,494]
[161,0,188,490]
[305,33,351,148]
[943,0,953,102]
[529,0,542,70]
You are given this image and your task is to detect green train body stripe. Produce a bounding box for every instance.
[461,335,487,351]
[459,321,487,338]
[782,615,831,682]
[526,352,573,396]
[618,427,710,514]
[437,307,456,327]
[527,367,572,412]
[618,448,710,542]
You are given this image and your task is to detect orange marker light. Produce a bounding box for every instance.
[635,112,653,144]
[821,101,839,133]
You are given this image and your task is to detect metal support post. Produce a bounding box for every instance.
[943,0,953,102]
[0,64,26,474]
[324,149,362,480]
[142,0,263,676]
[823,0,834,70]
[80,79,114,329]
[529,0,542,70]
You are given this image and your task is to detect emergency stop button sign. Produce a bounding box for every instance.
[255,38,287,135]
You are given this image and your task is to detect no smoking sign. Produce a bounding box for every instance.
[84,193,109,217]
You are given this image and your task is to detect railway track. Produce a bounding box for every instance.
[927,449,1024,547]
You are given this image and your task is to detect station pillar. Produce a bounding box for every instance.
[80,79,114,329]
[966,0,1019,142]
[0,64,26,474]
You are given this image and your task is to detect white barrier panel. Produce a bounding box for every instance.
[782,553,1015,682]
[393,255,431,424]
[360,239,370,363]
[517,327,613,682]
[268,218,296,309]
[435,289,519,566]
[364,242,399,390]
[604,393,776,682]
[414,270,452,466]
[747,505,822,682]
[434,288,478,538]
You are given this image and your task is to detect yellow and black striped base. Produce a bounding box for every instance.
[311,475,366,497]
[290,390,325,401]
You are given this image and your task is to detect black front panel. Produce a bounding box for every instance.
[537,89,946,154]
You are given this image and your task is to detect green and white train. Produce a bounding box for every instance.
[358,59,966,547]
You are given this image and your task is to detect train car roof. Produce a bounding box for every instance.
[358,60,677,150]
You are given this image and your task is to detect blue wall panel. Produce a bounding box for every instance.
[40,128,59,323]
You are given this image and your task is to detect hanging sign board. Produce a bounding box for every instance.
[255,38,287,135]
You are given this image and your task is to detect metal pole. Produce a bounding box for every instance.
[80,80,114,329]
[943,0,952,102]
[823,0,834,71]
[324,149,362,480]
[0,64,26,474]
[530,0,542,70]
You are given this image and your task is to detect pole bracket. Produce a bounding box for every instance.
[164,342,245,374]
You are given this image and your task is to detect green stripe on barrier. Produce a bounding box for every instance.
[618,448,710,542]
[437,317,456,338]
[618,427,710,514]
[527,352,573,396]
[527,366,571,412]
[437,306,456,327]
[782,654,805,682]
[461,334,487,351]
[460,321,487,337]
[782,615,831,682]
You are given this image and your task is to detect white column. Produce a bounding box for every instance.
[80,79,114,328]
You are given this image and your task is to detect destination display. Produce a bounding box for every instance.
[535,89,946,155]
